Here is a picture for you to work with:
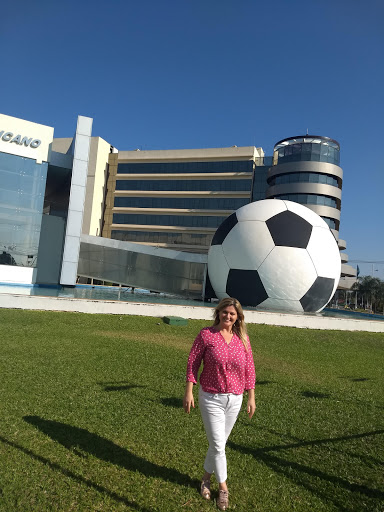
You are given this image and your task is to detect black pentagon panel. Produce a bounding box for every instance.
[204,270,217,300]
[300,276,335,312]
[211,213,238,246]
[266,210,312,248]
[226,269,268,307]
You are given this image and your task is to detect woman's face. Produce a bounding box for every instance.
[218,305,238,329]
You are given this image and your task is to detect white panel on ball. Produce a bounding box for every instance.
[307,227,341,280]
[258,246,317,300]
[222,221,274,270]
[285,201,329,228]
[257,297,304,313]
[207,245,230,294]
[236,199,287,222]
[216,290,230,300]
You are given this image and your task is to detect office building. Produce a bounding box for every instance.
[103,146,263,253]
[103,137,354,287]
[0,113,110,287]
[265,135,352,287]
[0,112,355,291]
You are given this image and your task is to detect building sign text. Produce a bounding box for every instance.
[0,130,41,149]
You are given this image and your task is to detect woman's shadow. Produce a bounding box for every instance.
[24,416,198,489]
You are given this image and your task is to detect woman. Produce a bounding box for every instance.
[183,297,256,510]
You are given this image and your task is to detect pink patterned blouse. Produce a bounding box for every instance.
[186,326,256,395]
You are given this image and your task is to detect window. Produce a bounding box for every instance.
[115,178,252,192]
[274,193,337,209]
[114,196,249,210]
[117,160,254,174]
[269,172,338,188]
[0,152,48,267]
[276,142,340,165]
[112,213,227,228]
[111,230,213,246]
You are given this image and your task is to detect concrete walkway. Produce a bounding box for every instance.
[1,292,384,333]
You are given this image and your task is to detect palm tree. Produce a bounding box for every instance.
[376,281,384,315]
[352,275,382,312]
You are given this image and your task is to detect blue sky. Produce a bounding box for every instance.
[2,0,383,278]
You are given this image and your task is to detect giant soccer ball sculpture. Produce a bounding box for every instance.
[208,199,341,313]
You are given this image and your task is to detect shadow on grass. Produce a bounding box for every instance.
[255,426,384,467]
[228,429,384,510]
[339,376,371,382]
[97,381,146,392]
[97,381,133,385]
[104,385,146,392]
[0,434,152,512]
[160,397,183,408]
[24,416,198,490]
[256,380,275,386]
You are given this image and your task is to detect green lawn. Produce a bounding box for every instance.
[0,309,383,512]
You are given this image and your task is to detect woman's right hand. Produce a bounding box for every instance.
[183,382,195,413]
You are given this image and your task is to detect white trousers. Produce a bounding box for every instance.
[199,388,243,483]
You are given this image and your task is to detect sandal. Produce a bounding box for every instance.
[200,479,211,500]
[217,489,229,510]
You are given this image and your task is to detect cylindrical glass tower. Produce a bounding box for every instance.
[265,135,356,285]
[266,135,342,233]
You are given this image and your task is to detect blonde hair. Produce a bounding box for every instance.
[213,297,248,351]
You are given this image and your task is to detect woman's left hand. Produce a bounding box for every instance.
[247,389,256,419]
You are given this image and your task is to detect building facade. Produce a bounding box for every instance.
[102,146,263,253]
[267,136,342,232]
[0,114,54,284]
[0,112,356,291]
[101,138,355,287]
[264,136,354,287]
[0,113,110,286]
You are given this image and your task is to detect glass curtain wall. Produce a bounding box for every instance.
[111,159,254,252]
[252,166,269,202]
[0,152,48,267]
[114,197,249,210]
[117,160,253,174]
[273,136,340,166]
[115,179,251,191]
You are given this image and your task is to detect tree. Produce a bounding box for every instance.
[376,281,384,315]
[352,275,383,313]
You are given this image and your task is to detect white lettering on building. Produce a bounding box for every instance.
[0,130,41,149]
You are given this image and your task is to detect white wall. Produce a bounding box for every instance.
[82,137,111,236]
[0,113,53,164]
[60,116,93,285]
[0,265,36,284]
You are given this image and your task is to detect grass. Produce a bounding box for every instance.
[0,309,383,512]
